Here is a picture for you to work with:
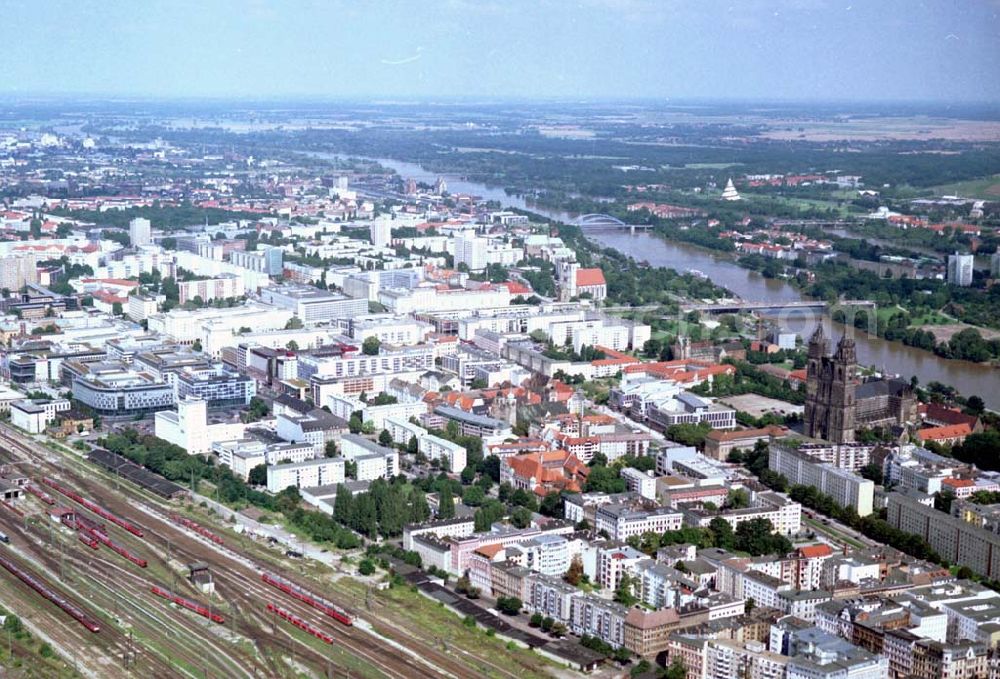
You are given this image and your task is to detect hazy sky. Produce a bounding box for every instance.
[2,0,998,102]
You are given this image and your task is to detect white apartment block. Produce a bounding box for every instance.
[355,452,398,481]
[349,315,432,346]
[454,231,488,271]
[379,286,512,314]
[370,220,392,248]
[178,274,245,304]
[418,434,467,473]
[769,443,875,516]
[619,468,658,500]
[127,294,162,322]
[509,535,570,577]
[129,217,151,247]
[297,345,435,382]
[384,416,428,446]
[595,504,683,541]
[362,400,427,432]
[267,458,345,493]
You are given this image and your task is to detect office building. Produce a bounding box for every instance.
[260,285,368,325]
[154,397,247,456]
[175,367,256,409]
[71,362,174,417]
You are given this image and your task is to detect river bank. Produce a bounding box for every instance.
[305,151,1000,409]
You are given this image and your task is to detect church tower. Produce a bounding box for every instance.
[804,325,828,439]
[827,335,858,444]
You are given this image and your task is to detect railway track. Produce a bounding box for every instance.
[0,425,495,678]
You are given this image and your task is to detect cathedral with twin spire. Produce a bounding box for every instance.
[804,325,918,444]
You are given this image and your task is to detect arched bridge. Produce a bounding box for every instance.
[574,214,651,232]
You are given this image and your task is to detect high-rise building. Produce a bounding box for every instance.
[804,326,857,444]
[454,231,488,271]
[129,217,152,247]
[947,251,974,287]
[370,219,392,248]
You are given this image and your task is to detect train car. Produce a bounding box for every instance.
[260,571,355,626]
[0,554,100,633]
[150,585,224,624]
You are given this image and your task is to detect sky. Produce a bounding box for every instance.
[1,0,998,103]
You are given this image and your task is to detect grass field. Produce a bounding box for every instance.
[929,174,1000,200]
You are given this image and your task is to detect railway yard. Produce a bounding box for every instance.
[0,424,561,679]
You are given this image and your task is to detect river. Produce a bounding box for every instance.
[332,154,999,408]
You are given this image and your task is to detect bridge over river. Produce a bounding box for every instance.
[574,213,652,233]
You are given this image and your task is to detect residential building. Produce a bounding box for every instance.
[947,252,975,287]
[267,458,345,493]
[178,274,245,304]
[129,217,151,247]
[418,434,467,474]
[769,442,874,516]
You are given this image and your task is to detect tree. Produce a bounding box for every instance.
[540,491,564,518]
[966,395,986,415]
[733,518,792,556]
[247,464,267,486]
[496,596,522,615]
[529,612,543,628]
[358,559,376,576]
[192,339,203,352]
[333,484,353,525]
[510,506,532,528]
[726,488,750,510]
[285,317,304,330]
[437,486,455,519]
[407,435,419,454]
[474,500,505,532]
[666,422,712,447]
[112,301,123,316]
[709,517,735,550]
[860,462,884,485]
[286,340,299,351]
[585,465,626,493]
[664,657,687,679]
[378,429,394,447]
[462,485,486,507]
[362,336,381,356]
[614,573,637,606]
[564,554,584,586]
[630,659,652,677]
[325,441,339,458]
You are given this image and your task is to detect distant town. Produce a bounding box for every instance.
[0,101,996,679]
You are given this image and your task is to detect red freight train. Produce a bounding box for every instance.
[40,477,144,537]
[150,585,224,624]
[171,515,224,545]
[260,571,354,626]
[0,553,100,632]
[266,604,334,644]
